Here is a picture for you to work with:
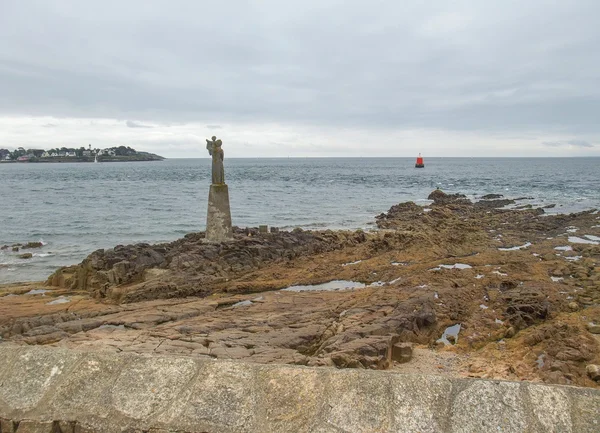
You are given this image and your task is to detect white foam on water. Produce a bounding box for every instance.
[554,246,573,251]
[568,236,599,245]
[498,242,532,251]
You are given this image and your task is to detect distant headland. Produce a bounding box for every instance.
[0,145,164,163]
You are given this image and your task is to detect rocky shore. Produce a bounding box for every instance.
[1,190,599,388]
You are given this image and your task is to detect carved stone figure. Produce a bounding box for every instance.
[206,136,225,185]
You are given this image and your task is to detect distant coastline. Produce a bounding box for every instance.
[0,146,165,163]
[0,153,165,163]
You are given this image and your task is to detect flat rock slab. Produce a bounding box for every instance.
[0,345,599,433]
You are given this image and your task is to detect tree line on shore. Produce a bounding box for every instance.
[0,145,140,161]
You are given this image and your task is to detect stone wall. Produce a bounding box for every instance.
[0,345,598,432]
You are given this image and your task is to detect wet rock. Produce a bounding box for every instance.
[47,229,370,302]
[427,189,470,205]
[475,199,515,209]
[22,242,44,249]
[504,288,549,330]
[505,327,516,338]
[587,323,600,334]
[12,246,19,252]
[586,364,600,381]
[481,194,504,199]
[18,253,33,259]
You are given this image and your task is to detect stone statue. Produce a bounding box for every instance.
[206,136,225,185]
[204,135,232,242]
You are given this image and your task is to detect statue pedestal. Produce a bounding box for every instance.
[206,184,233,242]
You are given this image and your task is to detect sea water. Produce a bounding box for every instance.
[1,157,599,283]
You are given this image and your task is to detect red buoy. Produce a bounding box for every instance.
[415,153,424,168]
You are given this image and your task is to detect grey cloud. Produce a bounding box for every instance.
[542,140,594,148]
[126,120,152,128]
[567,139,594,147]
[0,0,599,142]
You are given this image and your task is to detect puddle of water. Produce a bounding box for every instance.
[566,227,578,233]
[431,263,472,271]
[495,318,504,324]
[498,242,532,251]
[492,270,508,276]
[568,236,599,245]
[368,281,385,287]
[391,262,408,266]
[389,277,402,284]
[252,296,264,302]
[282,280,366,292]
[565,256,582,262]
[342,260,362,267]
[536,354,546,369]
[475,274,484,279]
[24,289,49,295]
[232,300,253,308]
[46,296,70,305]
[437,324,461,345]
[479,304,489,310]
[551,277,564,282]
[585,234,600,241]
[554,246,573,251]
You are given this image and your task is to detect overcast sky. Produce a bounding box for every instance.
[0,0,599,157]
